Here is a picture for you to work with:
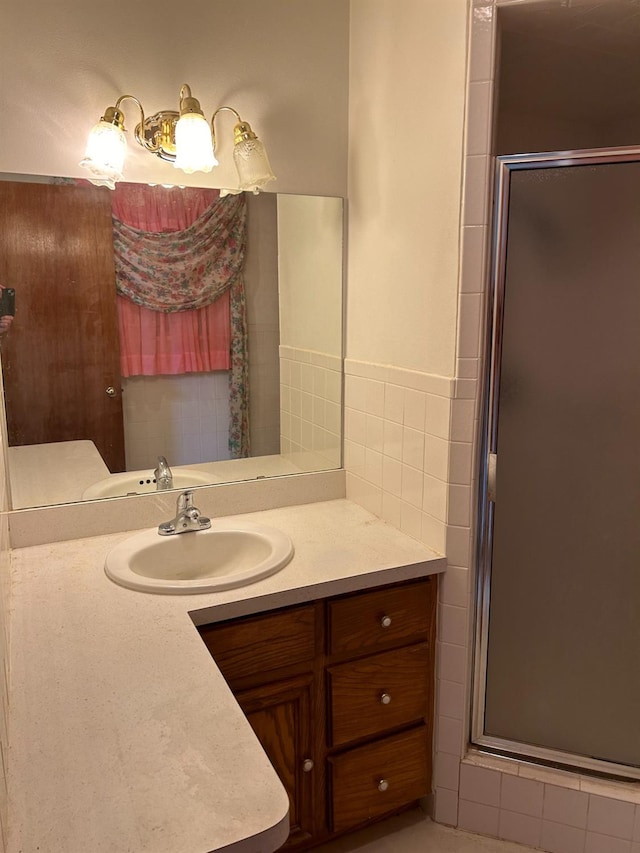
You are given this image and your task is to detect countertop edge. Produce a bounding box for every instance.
[188,558,445,626]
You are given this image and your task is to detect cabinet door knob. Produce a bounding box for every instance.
[302,758,314,773]
[380,615,392,628]
[377,779,389,792]
[105,386,117,398]
[380,692,391,705]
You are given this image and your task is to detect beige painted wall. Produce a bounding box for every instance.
[347,0,468,378]
[277,195,344,356]
[0,0,349,196]
[246,194,281,457]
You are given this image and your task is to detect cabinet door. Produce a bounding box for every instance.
[237,674,320,849]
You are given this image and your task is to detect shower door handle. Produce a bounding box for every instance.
[487,452,497,502]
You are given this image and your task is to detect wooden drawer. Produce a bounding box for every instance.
[198,604,315,690]
[329,726,429,834]
[328,643,430,747]
[327,578,435,658]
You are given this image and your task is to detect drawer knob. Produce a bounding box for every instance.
[302,758,314,773]
[380,692,392,705]
[380,615,392,628]
[377,779,389,792]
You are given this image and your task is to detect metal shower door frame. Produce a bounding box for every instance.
[472,144,640,781]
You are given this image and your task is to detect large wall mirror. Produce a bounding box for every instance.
[0,175,344,510]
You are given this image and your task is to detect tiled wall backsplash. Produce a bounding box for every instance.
[122,360,281,472]
[122,372,233,471]
[279,346,342,470]
[343,359,477,557]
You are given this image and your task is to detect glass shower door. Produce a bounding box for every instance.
[475,149,640,777]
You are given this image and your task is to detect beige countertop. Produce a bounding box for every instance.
[8,440,110,509]
[8,499,446,853]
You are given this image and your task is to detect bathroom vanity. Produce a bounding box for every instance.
[199,576,436,849]
[7,499,446,853]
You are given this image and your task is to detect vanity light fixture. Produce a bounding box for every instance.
[80,84,276,193]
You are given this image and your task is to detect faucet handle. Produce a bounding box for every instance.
[177,490,194,511]
[154,456,174,491]
[158,489,211,535]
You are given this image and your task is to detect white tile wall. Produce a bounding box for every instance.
[458,799,500,836]
[501,775,544,817]
[498,810,541,847]
[456,755,640,852]
[344,358,456,550]
[280,346,341,471]
[122,372,233,470]
[459,765,502,807]
[544,786,589,829]
[122,343,281,471]
[542,822,587,853]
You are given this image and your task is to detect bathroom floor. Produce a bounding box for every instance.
[315,809,534,852]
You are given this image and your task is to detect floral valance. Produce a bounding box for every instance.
[112,193,247,312]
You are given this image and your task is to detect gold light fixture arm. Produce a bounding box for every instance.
[108,94,162,154]
[179,84,206,116]
[211,105,245,152]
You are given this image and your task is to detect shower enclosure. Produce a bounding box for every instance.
[473,147,640,779]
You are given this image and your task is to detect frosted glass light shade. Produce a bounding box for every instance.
[174,113,217,174]
[234,138,276,193]
[79,120,127,190]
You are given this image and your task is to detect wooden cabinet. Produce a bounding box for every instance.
[239,675,318,848]
[199,604,316,691]
[326,580,434,656]
[327,643,430,748]
[198,576,437,850]
[199,602,325,849]
[328,726,430,834]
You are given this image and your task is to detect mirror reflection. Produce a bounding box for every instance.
[0,176,343,510]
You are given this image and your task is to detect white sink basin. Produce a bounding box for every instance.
[104,521,294,594]
[83,468,215,500]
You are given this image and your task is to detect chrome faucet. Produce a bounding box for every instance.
[158,490,211,536]
[154,455,173,491]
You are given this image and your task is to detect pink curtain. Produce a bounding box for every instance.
[117,293,230,376]
[112,183,249,457]
[112,183,217,231]
[112,184,230,377]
